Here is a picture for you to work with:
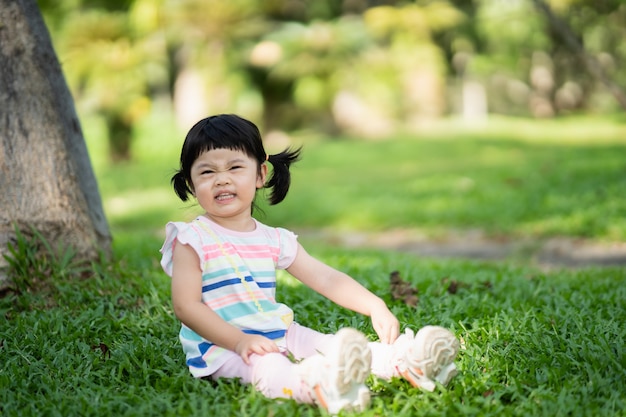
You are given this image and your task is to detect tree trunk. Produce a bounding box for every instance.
[0,0,112,289]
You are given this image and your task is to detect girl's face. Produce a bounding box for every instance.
[189,148,266,230]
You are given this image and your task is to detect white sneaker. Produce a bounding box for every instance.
[299,328,372,414]
[393,325,460,392]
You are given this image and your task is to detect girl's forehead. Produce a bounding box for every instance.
[194,147,252,163]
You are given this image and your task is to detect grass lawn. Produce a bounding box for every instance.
[1,115,625,416]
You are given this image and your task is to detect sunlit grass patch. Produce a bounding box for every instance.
[106,189,178,218]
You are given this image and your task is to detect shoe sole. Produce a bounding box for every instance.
[403,326,459,391]
[315,328,372,414]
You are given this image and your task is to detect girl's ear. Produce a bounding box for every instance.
[257,163,268,189]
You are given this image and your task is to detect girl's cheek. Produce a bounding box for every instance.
[193,178,211,190]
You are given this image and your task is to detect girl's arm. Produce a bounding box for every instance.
[171,242,279,363]
[286,243,400,344]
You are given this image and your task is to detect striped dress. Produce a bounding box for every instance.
[160,216,298,377]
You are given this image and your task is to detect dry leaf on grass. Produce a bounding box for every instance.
[389,270,419,307]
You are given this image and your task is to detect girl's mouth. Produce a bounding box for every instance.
[215,193,235,201]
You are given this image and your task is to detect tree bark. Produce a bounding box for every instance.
[0,0,112,289]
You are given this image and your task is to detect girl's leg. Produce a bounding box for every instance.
[250,352,314,403]
[297,328,371,414]
[285,322,333,360]
[210,354,253,384]
[212,327,373,413]
[284,322,461,390]
[211,351,313,403]
[368,341,396,380]
[209,323,335,403]
[284,322,399,380]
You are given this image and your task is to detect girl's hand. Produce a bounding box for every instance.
[234,334,280,364]
[370,303,400,344]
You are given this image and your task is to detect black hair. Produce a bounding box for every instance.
[171,114,301,207]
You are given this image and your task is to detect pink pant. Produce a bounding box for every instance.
[210,322,395,403]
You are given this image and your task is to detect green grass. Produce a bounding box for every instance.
[1,114,626,416]
[1,234,624,416]
[262,117,626,240]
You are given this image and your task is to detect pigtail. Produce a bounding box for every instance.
[171,171,192,202]
[265,146,302,205]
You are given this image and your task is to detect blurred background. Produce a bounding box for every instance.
[39,0,626,158]
[36,0,626,257]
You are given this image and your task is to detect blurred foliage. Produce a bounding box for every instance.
[36,0,626,161]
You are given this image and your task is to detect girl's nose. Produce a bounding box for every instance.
[215,171,231,185]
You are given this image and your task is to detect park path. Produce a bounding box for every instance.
[298,228,626,269]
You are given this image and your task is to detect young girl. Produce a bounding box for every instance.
[160,114,459,414]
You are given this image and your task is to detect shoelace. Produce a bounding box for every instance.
[195,220,265,313]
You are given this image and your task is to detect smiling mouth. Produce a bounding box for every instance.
[215,193,235,201]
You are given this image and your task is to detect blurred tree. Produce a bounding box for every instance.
[435,0,551,117]
[531,0,626,111]
[436,0,626,117]
[38,0,626,142]
[247,17,372,133]
[362,2,464,126]
[248,0,377,132]
[54,4,155,161]
[246,1,466,134]
[0,0,111,288]
[156,0,267,130]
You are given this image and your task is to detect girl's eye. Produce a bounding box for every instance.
[201,170,214,175]
[230,166,242,170]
